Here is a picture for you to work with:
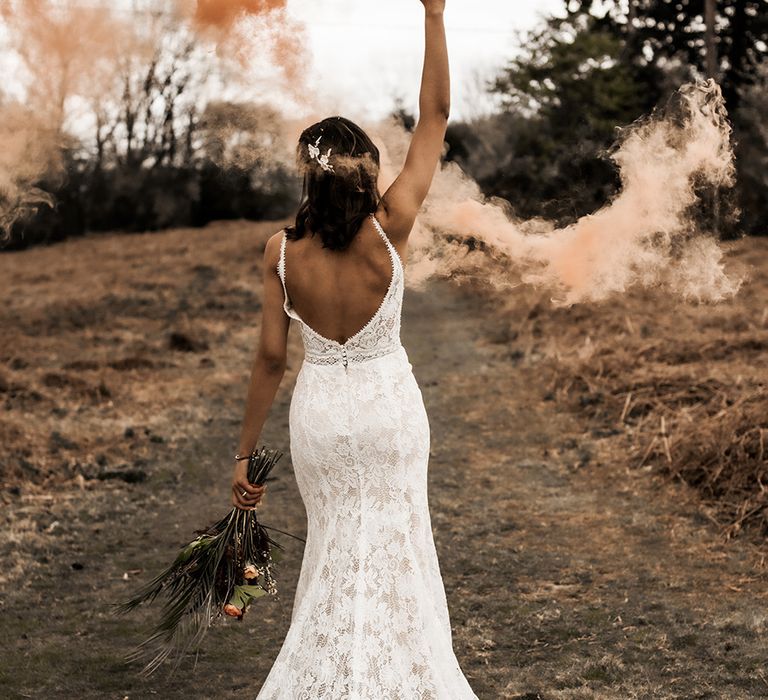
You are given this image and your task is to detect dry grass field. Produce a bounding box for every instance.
[0,221,766,699]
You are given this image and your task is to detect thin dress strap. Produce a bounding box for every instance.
[276,230,297,319]
[277,229,287,282]
[369,213,404,270]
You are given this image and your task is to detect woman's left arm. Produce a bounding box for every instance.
[231,231,289,510]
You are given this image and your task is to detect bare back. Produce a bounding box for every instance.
[281,215,404,345]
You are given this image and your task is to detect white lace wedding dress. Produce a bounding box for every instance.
[255,214,478,699]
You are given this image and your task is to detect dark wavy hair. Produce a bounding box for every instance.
[285,116,380,251]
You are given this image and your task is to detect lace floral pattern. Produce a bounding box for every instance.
[257,216,478,699]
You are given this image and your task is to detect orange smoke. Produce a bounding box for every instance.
[0,0,134,235]
[191,0,288,31]
[0,0,309,235]
[176,0,309,95]
[0,0,127,130]
[386,80,743,306]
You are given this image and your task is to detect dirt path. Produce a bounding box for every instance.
[1,227,767,699]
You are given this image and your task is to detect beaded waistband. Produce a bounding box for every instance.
[303,341,403,367]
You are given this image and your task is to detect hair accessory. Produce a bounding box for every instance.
[307,136,334,173]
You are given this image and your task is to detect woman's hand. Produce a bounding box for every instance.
[420,0,445,14]
[231,460,267,511]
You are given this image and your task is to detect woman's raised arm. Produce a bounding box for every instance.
[379,0,449,242]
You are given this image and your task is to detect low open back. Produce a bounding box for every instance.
[276,213,405,367]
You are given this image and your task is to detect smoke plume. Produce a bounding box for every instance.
[0,0,142,237]
[377,80,742,306]
[174,0,309,95]
[0,102,58,233]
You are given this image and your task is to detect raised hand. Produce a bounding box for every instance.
[419,0,445,13]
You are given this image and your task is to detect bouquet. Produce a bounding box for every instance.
[113,446,304,676]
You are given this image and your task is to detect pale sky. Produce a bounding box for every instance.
[0,0,565,123]
[290,0,565,119]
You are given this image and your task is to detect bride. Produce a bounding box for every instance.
[231,1,478,697]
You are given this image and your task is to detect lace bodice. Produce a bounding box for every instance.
[276,214,404,367]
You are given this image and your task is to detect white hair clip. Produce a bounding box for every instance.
[308,136,334,173]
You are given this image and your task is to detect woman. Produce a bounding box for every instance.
[232,1,477,697]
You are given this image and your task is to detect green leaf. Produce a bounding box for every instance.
[228,584,267,608]
[240,585,267,600]
[228,588,246,609]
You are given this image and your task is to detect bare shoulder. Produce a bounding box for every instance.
[263,229,284,269]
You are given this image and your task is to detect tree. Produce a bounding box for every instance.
[705,0,717,79]
[563,1,768,110]
[734,61,768,234]
[485,11,664,222]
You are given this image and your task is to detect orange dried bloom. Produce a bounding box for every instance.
[223,603,242,618]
